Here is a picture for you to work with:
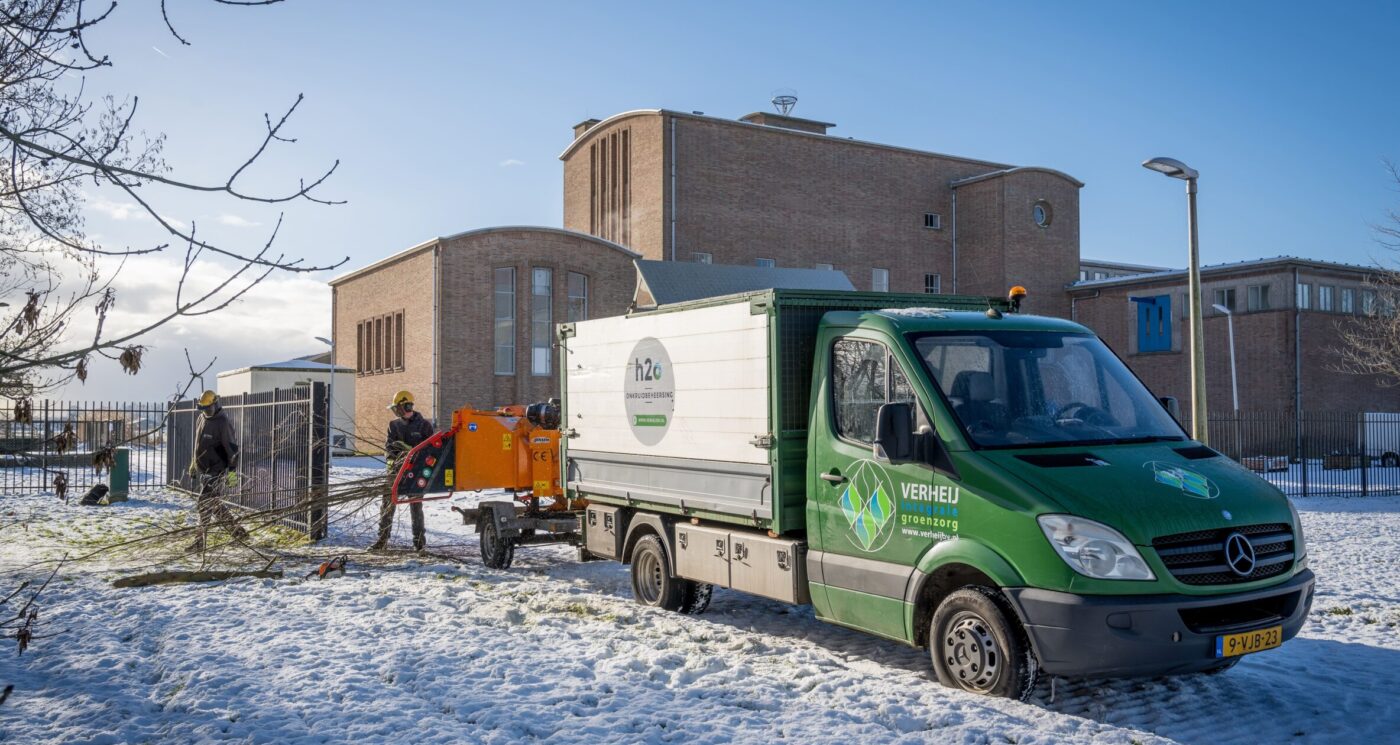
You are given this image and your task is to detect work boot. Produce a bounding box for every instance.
[412,535,426,552]
[368,539,388,552]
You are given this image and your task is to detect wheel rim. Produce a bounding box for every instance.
[482,523,497,556]
[634,548,663,604]
[942,611,1001,692]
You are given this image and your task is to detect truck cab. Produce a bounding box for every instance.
[804,308,1313,697]
[560,289,1314,700]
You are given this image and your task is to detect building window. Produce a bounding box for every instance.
[871,268,890,292]
[1093,271,1107,280]
[1213,288,1236,312]
[923,213,942,230]
[567,272,588,323]
[1342,288,1355,314]
[924,273,941,294]
[1363,289,1377,315]
[815,263,834,271]
[590,128,631,244]
[755,258,776,268]
[692,252,712,264]
[1297,282,1312,310]
[1247,284,1271,311]
[1033,200,1053,228]
[493,267,515,375]
[1318,285,1335,312]
[531,267,553,376]
[1079,270,1089,281]
[395,311,404,369]
[1135,295,1172,353]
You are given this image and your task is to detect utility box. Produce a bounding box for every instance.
[107,447,130,503]
[730,532,810,605]
[674,523,731,587]
[584,504,625,560]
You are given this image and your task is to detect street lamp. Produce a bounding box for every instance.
[1211,304,1239,412]
[1143,156,1207,444]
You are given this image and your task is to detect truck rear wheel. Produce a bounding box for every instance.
[480,515,515,569]
[630,534,687,611]
[930,586,1040,700]
[680,581,713,615]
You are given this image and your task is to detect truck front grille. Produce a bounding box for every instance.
[1152,523,1295,586]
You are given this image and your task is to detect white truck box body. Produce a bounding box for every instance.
[564,300,775,519]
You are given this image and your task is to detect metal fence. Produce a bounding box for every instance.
[1186,410,1400,497]
[0,400,169,495]
[167,384,330,539]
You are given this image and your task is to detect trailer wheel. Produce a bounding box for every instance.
[680,582,713,615]
[480,515,515,570]
[1383,453,1399,468]
[629,534,686,611]
[930,586,1040,700]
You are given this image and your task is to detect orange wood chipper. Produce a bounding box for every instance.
[390,399,586,568]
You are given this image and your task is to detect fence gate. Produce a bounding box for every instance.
[0,400,169,495]
[167,384,330,539]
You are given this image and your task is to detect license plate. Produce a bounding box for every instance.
[1215,625,1283,658]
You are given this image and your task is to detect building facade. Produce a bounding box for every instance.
[560,109,1083,317]
[331,106,1398,451]
[330,227,637,449]
[1069,257,1400,414]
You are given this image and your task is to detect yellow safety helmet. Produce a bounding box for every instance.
[197,390,219,407]
[388,390,415,411]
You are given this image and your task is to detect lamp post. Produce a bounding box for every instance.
[315,336,337,454]
[1211,304,1239,413]
[1143,157,1207,444]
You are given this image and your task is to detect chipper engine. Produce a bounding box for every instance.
[389,399,585,568]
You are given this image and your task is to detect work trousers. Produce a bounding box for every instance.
[377,492,425,549]
[196,473,244,539]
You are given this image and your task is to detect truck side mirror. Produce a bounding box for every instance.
[1158,396,1181,422]
[874,402,916,464]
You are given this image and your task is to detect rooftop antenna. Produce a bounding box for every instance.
[771,88,798,116]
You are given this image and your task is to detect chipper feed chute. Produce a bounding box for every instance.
[388,400,584,569]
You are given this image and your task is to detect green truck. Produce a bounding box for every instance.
[558,288,1313,699]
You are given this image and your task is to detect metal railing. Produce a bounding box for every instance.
[0,400,169,495]
[166,384,330,539]
[1186,410,1400,497]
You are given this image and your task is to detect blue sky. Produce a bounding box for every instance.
[58,0,1400,397]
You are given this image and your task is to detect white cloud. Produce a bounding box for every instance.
[499,158,525,168]
[50,255,332,400]
[86,194,187,231]
[152,46,169,59]
[89,196,144,221]
[217,214,262,228]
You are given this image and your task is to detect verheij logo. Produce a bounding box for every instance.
[839,459,898,552]
[623,337,674,446]
[1144,461,1219,499]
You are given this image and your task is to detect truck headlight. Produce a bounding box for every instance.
[1037,515,1156,581]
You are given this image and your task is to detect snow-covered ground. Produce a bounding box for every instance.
[1,461,1397,744]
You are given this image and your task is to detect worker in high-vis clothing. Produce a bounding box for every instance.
[370,390,434,551]
[186,390,248,552]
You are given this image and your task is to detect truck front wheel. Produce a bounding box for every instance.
[629,534,689,611]
[930,586,1040,700]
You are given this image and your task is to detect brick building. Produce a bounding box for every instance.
[1069,257,1400,414]
[331,106,1397,451]
[329,227,637,449]
[560,109,1083,317]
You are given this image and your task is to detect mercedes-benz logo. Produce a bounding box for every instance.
[1224,532,1256,577]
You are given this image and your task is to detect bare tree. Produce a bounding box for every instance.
[1335,160,1400,383]
[0,0,344,400]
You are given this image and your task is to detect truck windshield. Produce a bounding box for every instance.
[911,330,1186,448]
